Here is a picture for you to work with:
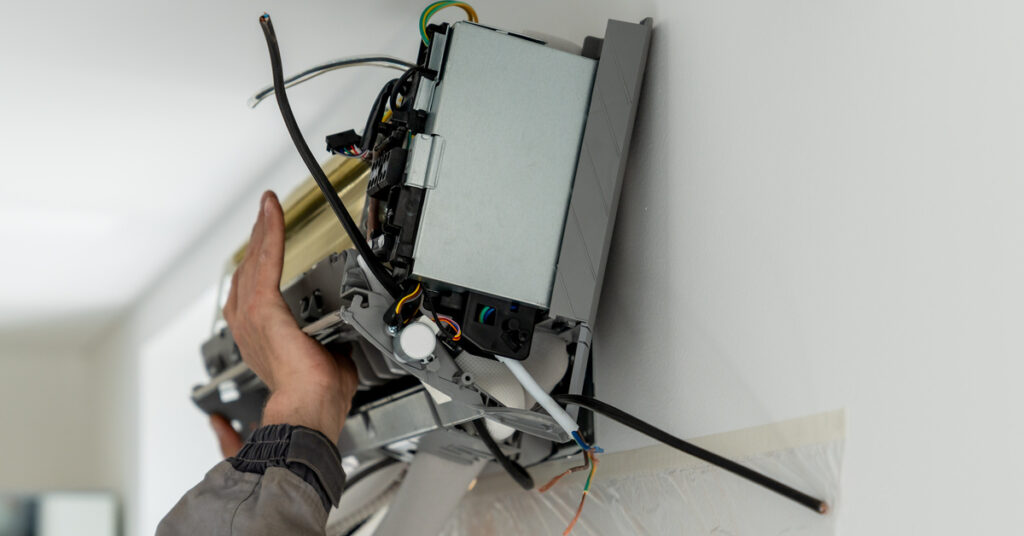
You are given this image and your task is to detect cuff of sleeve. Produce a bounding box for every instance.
[228,424,346,510]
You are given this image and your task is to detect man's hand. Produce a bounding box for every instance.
[210,414,244,458]
[222,191,359,442]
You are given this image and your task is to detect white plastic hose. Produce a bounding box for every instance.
[496,355,579,439]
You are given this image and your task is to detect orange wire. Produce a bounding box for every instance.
[394,283,422,314]
[563,492,589,536]
[562,451,599,535]
[438,317,462,341]
[539,453,590,493]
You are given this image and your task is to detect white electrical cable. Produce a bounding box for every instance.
[248,55,416,108]
[495,355,579,439]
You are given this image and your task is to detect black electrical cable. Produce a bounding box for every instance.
[471,419,534,490]
[360,79,397,153]
[389,66,424,113]
[424,291,457,343]
[258,14,400,298]
[552,394,829,515]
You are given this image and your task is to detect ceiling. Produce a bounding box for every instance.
[0,1,420,338]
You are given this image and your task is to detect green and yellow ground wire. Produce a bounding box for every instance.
[420,1,479,45]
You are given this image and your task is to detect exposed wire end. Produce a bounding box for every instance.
[538,451,590,493]
[540,448,601,534]
[562,450,599,535]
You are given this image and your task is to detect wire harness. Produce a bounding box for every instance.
[539,447,600,535]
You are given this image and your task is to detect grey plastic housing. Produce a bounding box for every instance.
[549,18,653,325]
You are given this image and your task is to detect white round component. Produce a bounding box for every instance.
[397,322,436,362]
[485,418,517,442]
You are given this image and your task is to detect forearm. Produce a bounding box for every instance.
[162,191,357,534]
[261,385,351,443]
[157,424,346,536]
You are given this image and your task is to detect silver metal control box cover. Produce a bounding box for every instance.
[409,22,596,308]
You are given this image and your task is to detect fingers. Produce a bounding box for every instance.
[238,192,271,298]
[210,414,244,458]
[254,191,286,295]
[246,191,271,266]
[238,192,285,302]
[223,193,270,321]
[224,191,286,322]
[221,191,297,392]
[216,188,358,441]
[224,266,240,323]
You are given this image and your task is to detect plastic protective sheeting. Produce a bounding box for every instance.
[440,410,844,536]
[374,447,488,536]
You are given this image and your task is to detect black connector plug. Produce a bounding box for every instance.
[326,129,363,155]
[368,148,408,199]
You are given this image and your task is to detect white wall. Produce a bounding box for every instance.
[136,285,222,536]
[578,1,1024,535]
[0,347,113,491]
[86,1,1024,534]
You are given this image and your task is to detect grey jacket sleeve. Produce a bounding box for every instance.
[157,424,346,536]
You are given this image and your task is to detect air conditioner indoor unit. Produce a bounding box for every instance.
[193,15,652,472]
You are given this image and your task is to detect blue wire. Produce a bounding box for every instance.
[572,431,604,453]
[571,431,587,449]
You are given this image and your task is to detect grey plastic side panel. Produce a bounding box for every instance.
[549,19,653,324]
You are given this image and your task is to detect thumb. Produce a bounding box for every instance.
[210,414,244,458]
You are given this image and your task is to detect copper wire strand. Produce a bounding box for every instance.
[539,451,591,493]
[563,451,599,535]
[564,494,589,536]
